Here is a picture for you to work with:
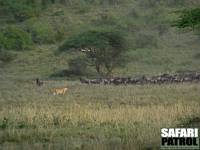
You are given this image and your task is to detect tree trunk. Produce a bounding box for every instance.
[95,63,100,74]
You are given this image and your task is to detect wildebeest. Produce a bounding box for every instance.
[80,77,91,84]
[36,78,43,86]
[79,72,200,85]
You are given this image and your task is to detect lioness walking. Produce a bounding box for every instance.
[51,87,68,95]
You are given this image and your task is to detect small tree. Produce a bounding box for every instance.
[59,29,127,76]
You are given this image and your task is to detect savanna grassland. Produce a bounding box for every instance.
[1,81,200,150]
[0,0,200,150]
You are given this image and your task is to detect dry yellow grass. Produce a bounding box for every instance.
[0,82,200,149]
[1,101,199,127]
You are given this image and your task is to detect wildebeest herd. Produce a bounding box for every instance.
[35,72,200,95]
[80,72,200,85]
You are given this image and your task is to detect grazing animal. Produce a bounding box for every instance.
[36,78,43,86]
[80,77,90,84]
[51,87,68,95]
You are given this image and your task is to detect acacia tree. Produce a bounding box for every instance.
[59,29,128,76]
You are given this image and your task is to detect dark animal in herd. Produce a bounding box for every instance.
[80,72,200,85]
[36,78,43,86]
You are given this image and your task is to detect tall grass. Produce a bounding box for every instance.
[0,0,200,149]
[1,101,199,128]
[0,81,200,149]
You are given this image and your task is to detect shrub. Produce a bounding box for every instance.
[0,25,32,51]
[26,19,56,44]
[0,0,41,22]
[0,118,9,129]
[174,8,200,30]
[12,4,40,22]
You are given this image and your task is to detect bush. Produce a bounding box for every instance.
[12,4,40,22]
[26,19,56,44]
[0,0,41,22]
[0,25,32,51]
[174,8,200,30]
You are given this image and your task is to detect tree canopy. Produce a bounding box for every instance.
[59,29,125,51]
[59,29,128,76]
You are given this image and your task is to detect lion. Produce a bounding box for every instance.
[50,87,68,95]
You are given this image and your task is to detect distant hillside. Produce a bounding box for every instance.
[0,0,200,80]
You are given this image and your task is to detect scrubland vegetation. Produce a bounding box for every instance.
[0,0,200,149]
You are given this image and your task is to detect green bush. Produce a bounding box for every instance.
[12,4,40,22]
[26,19,56,44]
[0,0,41,22]
[174,8,200,30]
[0,26,32,51]
[0,118,9,129]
